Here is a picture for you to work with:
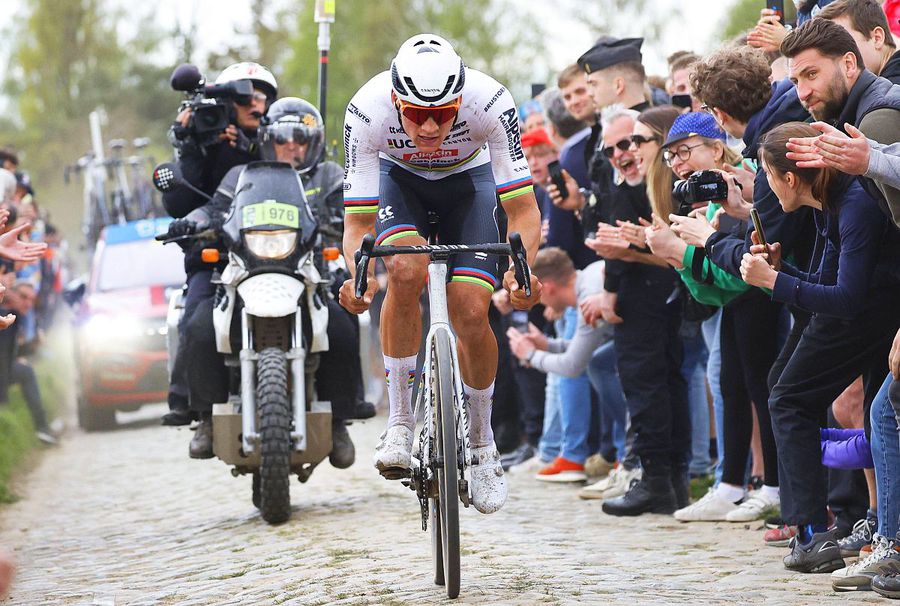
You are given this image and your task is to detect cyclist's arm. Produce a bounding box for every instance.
[342,213,376,279]
[341,97,382,275]
[482,82,541,265]
[502,192,541,266]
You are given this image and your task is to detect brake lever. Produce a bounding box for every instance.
[354,233,376,299]
[508,231,532,297]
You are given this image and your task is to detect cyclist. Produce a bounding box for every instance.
[339,34,542,514]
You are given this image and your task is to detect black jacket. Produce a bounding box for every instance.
[706,79,816,278]
[880,51,900,86]
[164,130,260,274]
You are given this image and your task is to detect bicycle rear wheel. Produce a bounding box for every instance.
[432,329,460,598]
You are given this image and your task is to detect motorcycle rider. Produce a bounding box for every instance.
[166,97,359,468]
[161,62,277,433]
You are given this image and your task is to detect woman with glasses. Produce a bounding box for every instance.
[638,112,785,523]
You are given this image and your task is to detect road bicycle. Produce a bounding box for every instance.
[353,230,530,599]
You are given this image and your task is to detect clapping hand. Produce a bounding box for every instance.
[786,122,870,175]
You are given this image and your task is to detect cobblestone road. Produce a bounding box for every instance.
[0,405,881,605]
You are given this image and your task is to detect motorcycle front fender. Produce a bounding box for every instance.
[237,273,305,318]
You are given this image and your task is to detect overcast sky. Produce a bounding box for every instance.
[0,0,734,77]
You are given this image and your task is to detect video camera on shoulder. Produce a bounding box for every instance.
[169,63,253,148]
[672,170,727,216]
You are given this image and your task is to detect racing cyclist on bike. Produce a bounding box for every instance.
[339,34,542,514]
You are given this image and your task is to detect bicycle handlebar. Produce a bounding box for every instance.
[353,231,532,300]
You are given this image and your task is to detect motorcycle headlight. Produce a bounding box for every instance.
[244,230,297,260]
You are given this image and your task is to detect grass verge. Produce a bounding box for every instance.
[0,355,65,504]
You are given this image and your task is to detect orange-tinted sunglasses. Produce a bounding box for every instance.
[398,99,461,126]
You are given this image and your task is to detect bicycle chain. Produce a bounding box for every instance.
[416,381,430,532]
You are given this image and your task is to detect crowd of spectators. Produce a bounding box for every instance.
[488,0,900,595]
[0,147,68,447]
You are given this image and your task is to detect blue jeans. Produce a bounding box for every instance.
[538,315,567,462]
[683,329,710,475]
[701,310,724,484]
[587,340,627,463]
[539,373,561,462]
[557,307,592,463]
[871,374,899,537]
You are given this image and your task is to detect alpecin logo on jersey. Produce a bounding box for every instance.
[499,108,524,161]
[347,103,371,124]
[402,148,459,162]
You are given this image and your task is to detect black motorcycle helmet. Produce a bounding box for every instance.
[259,97,325,174]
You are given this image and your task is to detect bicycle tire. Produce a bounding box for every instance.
[433,329,460,598]
[431,498,444,586]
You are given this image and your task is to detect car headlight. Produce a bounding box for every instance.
[244,230,297,260]
[81,314,159,348]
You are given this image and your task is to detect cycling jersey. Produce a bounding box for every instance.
[342,69,534,215]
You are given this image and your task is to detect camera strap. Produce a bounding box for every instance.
[691,247,715,285]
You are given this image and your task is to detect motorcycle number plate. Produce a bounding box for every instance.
[242,200,300,229]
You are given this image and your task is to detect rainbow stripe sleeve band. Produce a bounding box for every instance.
[496,177,534,203]
[344,197,379,214]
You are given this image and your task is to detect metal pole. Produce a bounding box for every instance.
[314,0,335,129]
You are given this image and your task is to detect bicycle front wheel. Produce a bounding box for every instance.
[432,329,460,598]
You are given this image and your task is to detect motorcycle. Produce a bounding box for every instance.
[153,161,334,524]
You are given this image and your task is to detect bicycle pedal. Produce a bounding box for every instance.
[379,467,411,480]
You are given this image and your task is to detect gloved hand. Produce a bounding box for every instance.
[167,218,198,238]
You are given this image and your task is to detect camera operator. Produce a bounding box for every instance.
[170,97,359,468]
[160,62,277,429]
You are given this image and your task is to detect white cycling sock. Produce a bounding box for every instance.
[384,354,417,431]
[465,381,494,449]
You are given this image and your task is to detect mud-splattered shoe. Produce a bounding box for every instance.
[373,425,414,479]
[469,443,507,514]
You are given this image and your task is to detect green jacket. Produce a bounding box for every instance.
[675,202,751,307]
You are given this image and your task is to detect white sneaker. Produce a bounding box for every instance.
[674,488,740,522]
[726,490,780,522]
[373,425,414,475]
[507,454,546,475]
[579,466,642,500]
[469,443,508,514]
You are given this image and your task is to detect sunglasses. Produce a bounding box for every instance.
[602,138,633,158]
[398,99,461,126]
[235,91,269,107]
[630,134,660,147]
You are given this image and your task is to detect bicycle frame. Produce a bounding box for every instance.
[414,260,469,494]
[353,231,530,599]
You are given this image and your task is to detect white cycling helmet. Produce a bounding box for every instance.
[215,61,278,100]
[390,34,466,107]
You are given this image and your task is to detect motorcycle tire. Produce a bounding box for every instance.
[252,471,261,510]
[257,347,292,524]
[432,329,460,598]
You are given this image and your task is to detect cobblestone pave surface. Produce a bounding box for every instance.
[0,406,879,605]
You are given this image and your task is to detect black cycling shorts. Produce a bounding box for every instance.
[375,159,501,292]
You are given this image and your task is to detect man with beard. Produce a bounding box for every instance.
[780,17,900,215]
